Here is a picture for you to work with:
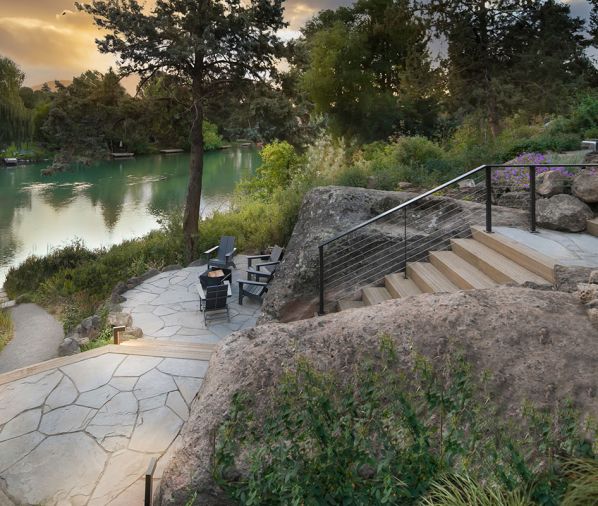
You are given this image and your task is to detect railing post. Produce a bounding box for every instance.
[145,457,157,506]
[318,245,325,315]
[113,326,125,345]
[529,165,537,233]
[485,165,492,233]
[403,207,408,279]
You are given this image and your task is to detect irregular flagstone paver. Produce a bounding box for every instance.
[45,375,78,411]
[139,393,167,411]
[109,376,138,391]
[0,409,41,442]
[0,431,45,473]
[87,392,138,446]
[39,405,95,435]
[77,384,120,408]
[134,368,177,400]
[174,376,203,405]
[108,478,146,506]
[114,355,162,377]
[129,312,165,334]
[3,433,107,505]
[0,369,62,425]
[88,450,152,506]
[158,358,209,378]
[61,353,126,392]
[166,391,189,421]
[129,406,183,452]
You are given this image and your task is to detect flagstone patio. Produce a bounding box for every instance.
[0,344,214,505]
[119,256,262,343]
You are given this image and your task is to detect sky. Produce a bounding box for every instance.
[0,0,593,91]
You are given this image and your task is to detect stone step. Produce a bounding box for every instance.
[362,287,393,306]
[588,218,598,237]
[471,226,556,283]
[337,300,365,311]
[451,238,551,286]
[429,251,497,290]
[121,339,217,353]
[407,262,459,293]
[384,273,422,298]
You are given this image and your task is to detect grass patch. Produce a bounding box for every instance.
[0,309,14,353]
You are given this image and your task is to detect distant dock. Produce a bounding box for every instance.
[111,152,135,159]
[2,158,18,167]
[160,149,184,154]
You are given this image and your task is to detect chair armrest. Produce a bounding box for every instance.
[203,245,219,257]
[224,248,237,261]
[256,261,280,270]
[246,254,270,268]
[246,268,273,280]
[238,279,268,287]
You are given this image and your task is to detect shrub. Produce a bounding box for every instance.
[214,340,596,505]
[0,309,13,353]
[203,120,224,151]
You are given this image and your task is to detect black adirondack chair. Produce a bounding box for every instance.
[199,283,230,325]
[204,236,237,269]
[246,246,284,280]
[238,248,283,305]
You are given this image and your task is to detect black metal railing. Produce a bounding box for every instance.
[318,163,597,314]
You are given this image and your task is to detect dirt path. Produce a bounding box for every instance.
[0,304,64,374]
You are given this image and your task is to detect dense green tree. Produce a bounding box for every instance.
[301,0,439,142]
[77,0,287,260]
[427,0,594,136]
[0,56,32,146]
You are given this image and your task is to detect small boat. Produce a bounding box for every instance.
[160,149,184,154]
[3,158,17,166]
[111,152,135,159]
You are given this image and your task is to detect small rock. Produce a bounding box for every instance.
[458,179,476,189]
[537,170,567,197]
[572,172,598,203]
[125,277,141,289]
[107,312,132,328]
[122,326,143,340]
[536,194,594,232]
[112,281,127,295]
[162,264,183,272]
[111,293,126,304]
[577,283,598,304]
[397,181,413,190]
[58,338,80,356]
[589,270,598,285]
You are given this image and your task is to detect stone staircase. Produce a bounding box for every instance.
[338,225,556,311]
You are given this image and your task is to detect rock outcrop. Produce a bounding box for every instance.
[260,186,527,322]
[537,170,567,197]
[536,194,594,232]
[158,287,598,505]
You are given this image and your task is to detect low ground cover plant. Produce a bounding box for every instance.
[0,309,13,353]
[214,339,597,505]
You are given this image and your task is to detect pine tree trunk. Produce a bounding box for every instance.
[183,83,204,263]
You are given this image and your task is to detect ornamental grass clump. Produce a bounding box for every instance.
[214,339,597,506]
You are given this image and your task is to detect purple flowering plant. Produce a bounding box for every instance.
[491,152,596,190]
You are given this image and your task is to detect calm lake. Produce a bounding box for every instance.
[0,147,261,287]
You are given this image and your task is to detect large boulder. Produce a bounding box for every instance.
[572,172,598,204]
[157,287,598,505]
[537,170,567,197]
[261,186,527,322]
[536,194,594,232]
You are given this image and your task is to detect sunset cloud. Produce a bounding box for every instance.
[0,0,592,90]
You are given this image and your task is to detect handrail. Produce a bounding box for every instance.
[319,163,598,248]
[318,162,598,314]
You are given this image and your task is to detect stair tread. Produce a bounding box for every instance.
[385,273,422,298]
[407,262,459,293]
[471,226,555,282]
[451,238,550,285]
[362,287,393,306]
[338,300,366,311]
[429,251,497,289]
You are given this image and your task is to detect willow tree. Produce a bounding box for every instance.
[0,56,32,146]
[77,0,286,260]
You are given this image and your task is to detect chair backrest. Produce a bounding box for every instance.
[205,284,229,310]
[270,246,284,264]
[218,236,236,261]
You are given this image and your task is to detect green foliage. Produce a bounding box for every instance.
[202,121,223,151]
[214,341,596,505]
[80,326,113,352]
[0,56,33,146]
[561,459,598,506]
[0,309,13,353]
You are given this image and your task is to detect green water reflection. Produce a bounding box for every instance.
[0,147,261,286]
